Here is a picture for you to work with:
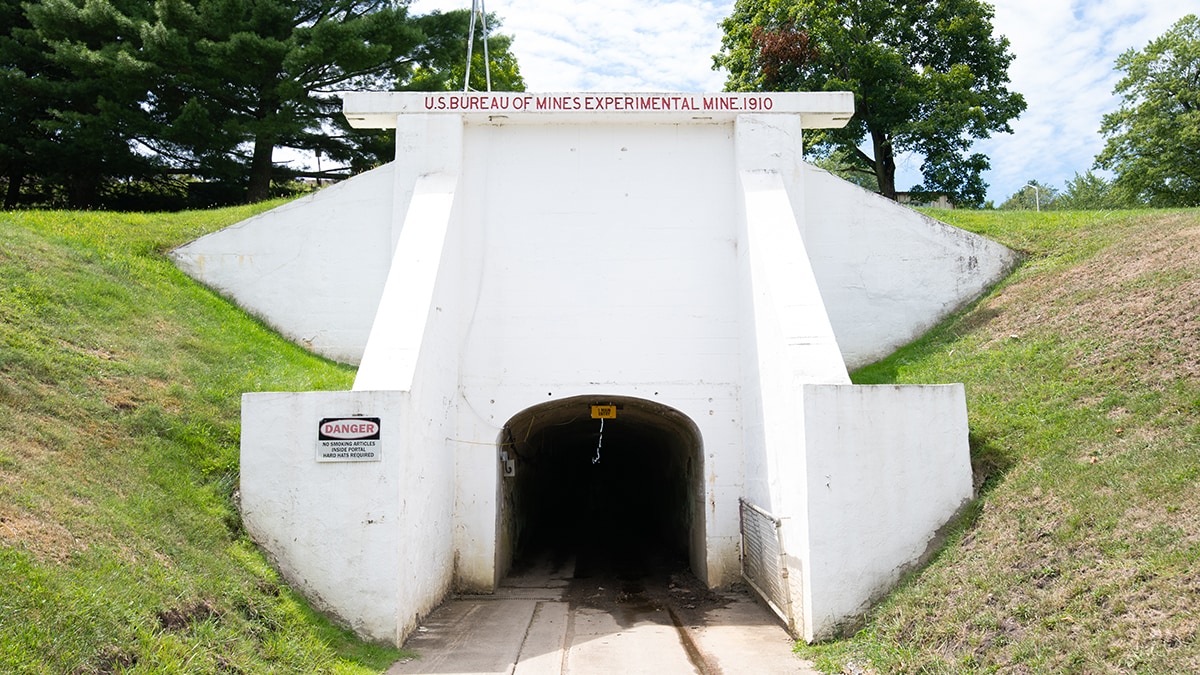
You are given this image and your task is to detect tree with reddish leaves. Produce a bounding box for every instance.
[753,22,819,87]
[715,0,1025,207]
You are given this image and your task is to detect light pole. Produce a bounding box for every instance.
[1022,183,1041,212]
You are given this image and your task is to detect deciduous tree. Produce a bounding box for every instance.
[403,10,525,93]
[714,0,1025,207]
[1056,171,1126,210]
[1095,14,1200,208]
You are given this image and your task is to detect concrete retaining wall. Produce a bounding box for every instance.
[240,390,456,643]
[798,384,973,641]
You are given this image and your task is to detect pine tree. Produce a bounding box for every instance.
[4,0,524,206]
[4,0,160,207]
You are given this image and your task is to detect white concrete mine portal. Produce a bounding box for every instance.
[172,91,1020,645]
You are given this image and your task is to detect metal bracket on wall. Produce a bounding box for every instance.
[499,449,515,477]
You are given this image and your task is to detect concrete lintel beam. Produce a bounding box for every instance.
[343,91,855,128]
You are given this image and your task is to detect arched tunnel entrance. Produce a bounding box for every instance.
[497,396,706,584]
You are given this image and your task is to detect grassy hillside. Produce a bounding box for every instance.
[0,206,401,673]
[2,206,1196,674]
[801,209,1200,673]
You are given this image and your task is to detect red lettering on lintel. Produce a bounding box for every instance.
[419,93,776,114]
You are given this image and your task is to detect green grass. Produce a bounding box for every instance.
[0,205,404,673]
[3,204,1198,673]
[799,208,1200,673]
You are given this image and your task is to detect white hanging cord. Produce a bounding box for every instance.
[464,0,493,92]
[592,417,604,464]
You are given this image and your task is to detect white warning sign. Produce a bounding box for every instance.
[317,417,381,462]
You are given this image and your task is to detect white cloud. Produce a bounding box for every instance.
[971,0,1194,202]
[409,0,731,91]
[407,0,1200,202]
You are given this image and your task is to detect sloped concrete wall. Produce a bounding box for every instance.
[173,151,1016,374]
[172,164,397,364]
[802,167,1019,369]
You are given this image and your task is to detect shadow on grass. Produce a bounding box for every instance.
[969,428,1015,498]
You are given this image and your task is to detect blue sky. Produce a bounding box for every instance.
[407,1,1196,203]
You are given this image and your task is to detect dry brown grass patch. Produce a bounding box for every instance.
[972,216,1200,382]
[0,510,86,562]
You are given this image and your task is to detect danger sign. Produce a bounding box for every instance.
[317,417,381,462]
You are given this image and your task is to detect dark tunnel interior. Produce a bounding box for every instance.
[499,397,702,581]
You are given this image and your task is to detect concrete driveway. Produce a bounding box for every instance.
[387,562,819,675]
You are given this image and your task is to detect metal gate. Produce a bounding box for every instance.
[739,498,798,637]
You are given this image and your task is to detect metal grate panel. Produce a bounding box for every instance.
[739,498,797,637]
